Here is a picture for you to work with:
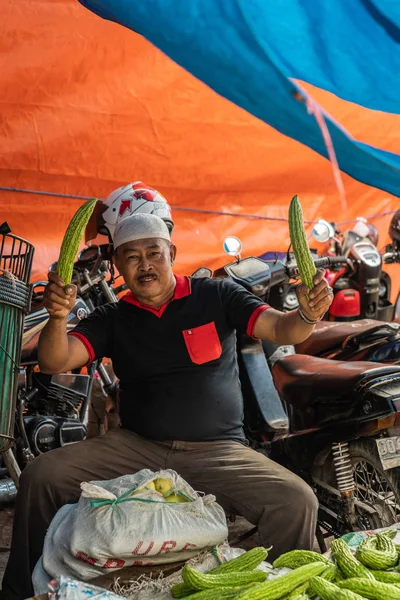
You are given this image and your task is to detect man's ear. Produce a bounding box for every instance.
[170,243,177,265]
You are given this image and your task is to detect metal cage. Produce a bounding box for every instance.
[0,223,34,453]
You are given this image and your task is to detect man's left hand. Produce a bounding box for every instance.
[296,268,333,322]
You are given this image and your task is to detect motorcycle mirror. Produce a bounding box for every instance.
[0,222,11,235]
[389,209,400,243]
[312,220,335,243]
[223,236,242,259]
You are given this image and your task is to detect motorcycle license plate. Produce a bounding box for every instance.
[376,437,400,470]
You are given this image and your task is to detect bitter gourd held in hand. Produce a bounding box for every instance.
[288,195,316,292]
[57,198,97,285]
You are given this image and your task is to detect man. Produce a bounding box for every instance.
[1,213,333,599]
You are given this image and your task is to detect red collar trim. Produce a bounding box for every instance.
[121,275,191,318]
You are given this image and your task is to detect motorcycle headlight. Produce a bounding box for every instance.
[379,282,387,298]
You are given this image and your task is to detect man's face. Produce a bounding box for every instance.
[114,237,176,303]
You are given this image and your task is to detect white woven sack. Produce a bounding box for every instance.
[36,469,228,583]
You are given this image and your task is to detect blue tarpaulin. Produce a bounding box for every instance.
[79,0,400,198]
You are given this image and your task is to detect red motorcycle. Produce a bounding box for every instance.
[265,211,400,323]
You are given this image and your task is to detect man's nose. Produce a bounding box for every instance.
[139,257,153,271]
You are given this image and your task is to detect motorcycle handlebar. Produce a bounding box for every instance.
[286,255,349,279]
[314,255,349,267]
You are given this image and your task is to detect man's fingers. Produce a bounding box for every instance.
[309,279,327,297]
[309,284,332,305]
[313,268,326,286]
[46,290,71,307]
[65,283,77,297]
[48,270,65,287]
[309,294,332,312]
[46,282,76,301]
[296,283,309,297]
[46,282,70,302]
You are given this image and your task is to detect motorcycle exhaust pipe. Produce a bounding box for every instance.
[0,477,17,504]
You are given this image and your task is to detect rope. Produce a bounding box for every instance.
[0,270,17,292]
[90,487,192,508]
[303,93,348,213]
[0,185,396,226]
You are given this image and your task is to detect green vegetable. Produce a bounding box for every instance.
[172,547,269,598]
[370,570,400,584]
[381,529,397,540]
[182,564,266,591]
[213,548,270,574]
[333,568,346,583]
[288,195,316,292]
[234,561,328,600]
[338,576,400,599]
[356,533,398,570]
[273,550,331,570]
[181,586,256,599]
[310,576,365,600]
[57,198,97,285]
[320,564,339,582]
[283,581,310,599]
[331,538,374,580]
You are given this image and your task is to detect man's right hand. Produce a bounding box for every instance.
[43,271,77,320]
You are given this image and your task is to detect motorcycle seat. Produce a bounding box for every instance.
[294,319,390,356]
[272,354,400,410]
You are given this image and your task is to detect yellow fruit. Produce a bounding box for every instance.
[154,477,173,495]
[165,493,189,503]
[134,481,156,495]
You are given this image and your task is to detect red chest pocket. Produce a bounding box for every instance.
[182,322,222,365]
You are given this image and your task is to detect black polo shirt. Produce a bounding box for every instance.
[69,276,269,443]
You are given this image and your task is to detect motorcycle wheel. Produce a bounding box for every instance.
[349,439,400,528]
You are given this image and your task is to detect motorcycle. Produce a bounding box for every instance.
[258,211,400,366]
[198,236,400,544]
[0,225,122,500]
[265,210,400,324]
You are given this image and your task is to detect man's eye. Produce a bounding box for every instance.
[150,252,160,257]
[127,255,139,261]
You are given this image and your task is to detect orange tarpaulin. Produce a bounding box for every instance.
[1,0,399,293]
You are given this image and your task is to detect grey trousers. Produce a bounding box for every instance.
[0,429,318,599]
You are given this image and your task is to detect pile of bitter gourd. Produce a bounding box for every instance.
[171,529,400,599]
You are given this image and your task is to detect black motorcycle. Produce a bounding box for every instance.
[205,239,400,545]
[0,226,121,501]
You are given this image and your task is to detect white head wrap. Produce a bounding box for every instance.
[113,213,171,249]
